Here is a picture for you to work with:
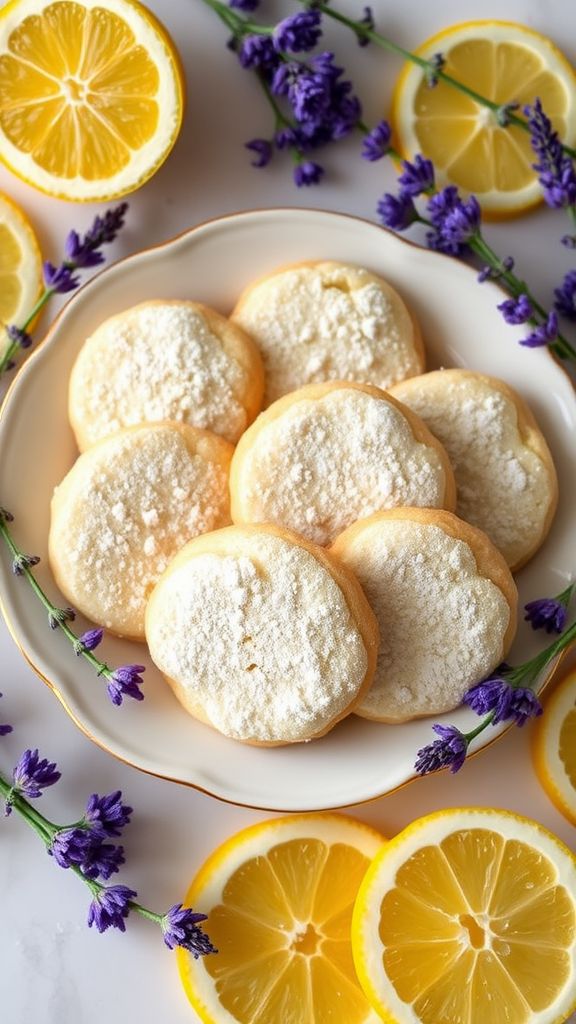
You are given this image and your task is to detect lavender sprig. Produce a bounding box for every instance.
[415,589,576,776]
[0,693,11,737]
[0,509,145,707]
[376,158,576,362]
[0,743,216,956]
[1,203,128,379]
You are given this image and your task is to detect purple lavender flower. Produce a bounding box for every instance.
[497,293,534,325]
[245,138,273,167]
[508,687,543,727]
[161,904,216,956]
[362,120,392,161]
[6,325,32,349]
[463,673,514,725]
[50,827,96,870]
[84,791,132,838]
[229,0,259,8]
[10,749,61,806]
[524,596,568,634]
[438,195,481,246]
[106,664,145,706]
[398,155,435,196]
[520,311,558,348]
[0,692,12,737]
[495,102,519,127]
[81,841,125,881]
[525,99,576,208]
[43,262,81,293]
[377,192,418,231]
[87,885,137,933]
[478,256,515,282]
[74,628,104,654]
[356,5,374,46]
[554,269,576,321]
[294,160,324,186]
[48,606,76,630]
[274,10,322,54]
[12,552,40,576]
[561,234,576,249]
[274,126,303,149]
[238,34,277,69]
[415,724,468,775]
[65,204,128,268]
[425,186,470,255]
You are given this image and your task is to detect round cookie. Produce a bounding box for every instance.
[331,508,518,723]
[390,369,558,571]
[387,372,553,573]
[230,381,456,547]
[69,300,265,450]
[145,524,379,746]
[231,260,425,405]
[49,422,233,640]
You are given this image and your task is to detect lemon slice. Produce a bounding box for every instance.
[352,807,576,1024]
[391,20,576,217]
[534,666,576,825]
[177,813,385,1024]
[0,191,42,358]
[0,0,184,201]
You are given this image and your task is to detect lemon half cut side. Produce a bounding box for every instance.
[177,813,386,1024]
[352,807,576,1024]
[0,0,185,201]
[392,20,576,217]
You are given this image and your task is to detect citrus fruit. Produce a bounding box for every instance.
[177,813,385,1023]
[0,191,42,357]
[352,807,576,1024]
[0,0,184,201]
[391,20,576,217]
[534,665,576,825]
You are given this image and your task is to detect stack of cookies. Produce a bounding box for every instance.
[49,261,557,745]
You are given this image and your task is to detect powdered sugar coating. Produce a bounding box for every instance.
[69,302,253,447]
[49,425,232,638]
[146,534,369,743]
[232,262,422,405]
[337,519,511,721]
[233,389,447,546]
[392,372,556,568]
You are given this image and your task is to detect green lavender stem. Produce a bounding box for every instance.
[307,0,576,160]
[0,515,116,687]
[0,286,57,378]
[0,770,166,929]
[462,618,576,751]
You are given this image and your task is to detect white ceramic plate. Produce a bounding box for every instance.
[0,208,574,811]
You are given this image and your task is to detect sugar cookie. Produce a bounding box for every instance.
[331,508,518,723]
[49,423,233,640]
[390,369,558,571]
[69,300,264,450]
[145,524,379,745]
[231,260,424,405]
[230,381,456,547]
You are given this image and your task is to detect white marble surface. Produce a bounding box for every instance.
[0,0,575,1021]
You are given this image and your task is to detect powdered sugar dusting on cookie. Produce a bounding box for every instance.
[233,263,422,404]
[235,389,447,546]
[339,520,511,720]
[393,373,554,567]
[70,303,249,445]
[50,426,231,636]
[146,534,368,743]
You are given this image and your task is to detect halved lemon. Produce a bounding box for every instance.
[352,807,576,1024]
[177,813,385,1024]
[0,191,42,357]
[391,20,576,217]
[534,666,576,825]
[0,0,184,201]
